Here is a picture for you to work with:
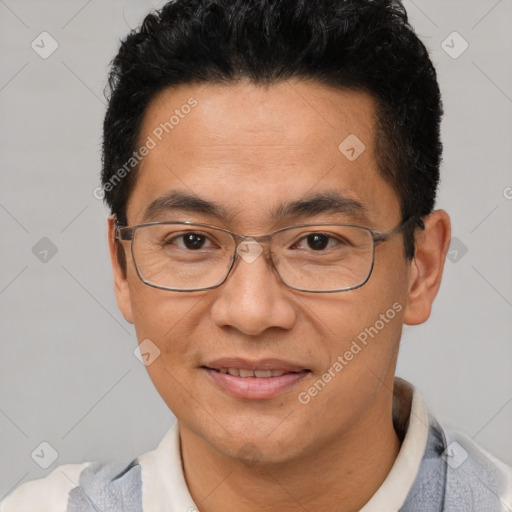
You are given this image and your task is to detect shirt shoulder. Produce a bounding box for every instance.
[402,416,512,512]
[443,427,512,511]
[0,462,90,512]
[0,458,144,512]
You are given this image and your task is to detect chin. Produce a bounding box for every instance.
[209,425,306,467]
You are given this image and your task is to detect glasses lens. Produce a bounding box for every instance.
[272,225,374,291]
[132,224,234,290]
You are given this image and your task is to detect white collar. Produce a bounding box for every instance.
[137,377,429,512]
[360,378,430,511]
[137,419,197,511]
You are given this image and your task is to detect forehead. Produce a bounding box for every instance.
[127,79,400,228]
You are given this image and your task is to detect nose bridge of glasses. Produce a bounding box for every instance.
[232,231,272,244]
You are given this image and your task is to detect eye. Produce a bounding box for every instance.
[293,233,347,251]
[165,232,216,250]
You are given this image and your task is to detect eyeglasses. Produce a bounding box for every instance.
[116,217,419,293]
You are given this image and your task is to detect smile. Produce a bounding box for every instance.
[207,367,298,377]
[202,366,311,400]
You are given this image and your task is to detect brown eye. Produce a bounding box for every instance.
[163,231,215,250]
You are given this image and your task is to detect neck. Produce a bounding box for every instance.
[180,388,403,512]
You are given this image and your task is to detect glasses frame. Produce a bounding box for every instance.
[116,216,421,293]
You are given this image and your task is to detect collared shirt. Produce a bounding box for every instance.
[2,378,511,511]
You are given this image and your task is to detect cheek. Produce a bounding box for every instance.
[128,287,209,410]
[341,248,408,366]
[291,295,404,448]
[302,291,404,364]
[127,267,208,361]
[373,243,411,308]
[296,247,409,382]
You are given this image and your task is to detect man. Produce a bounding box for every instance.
[2,0,511,510]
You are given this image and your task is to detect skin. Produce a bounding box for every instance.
[108,79,451,512]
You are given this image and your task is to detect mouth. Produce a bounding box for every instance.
[201,358,311,400]
[204,367,306,378]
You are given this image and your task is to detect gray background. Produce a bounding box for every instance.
[1,0,511,498]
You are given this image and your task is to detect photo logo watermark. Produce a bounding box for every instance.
[134,338,161,366]
[442,441,468,469]
[32,237,58,263]
[338,133,366,162]
[93,97,198,200]
[298,302,403,405]
[447,237,468,263]
[236,239,263,264]
[441,31,469,60]
[31,441,59,469]
[31,31,59,60]
[237,442,263,467]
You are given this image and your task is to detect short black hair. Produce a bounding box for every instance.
[102,0,443,260]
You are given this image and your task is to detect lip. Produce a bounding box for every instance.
[203,357,309,373]
[203,368,310,400]
[201,358,311,400]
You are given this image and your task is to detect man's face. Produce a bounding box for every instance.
[113,80,414,464]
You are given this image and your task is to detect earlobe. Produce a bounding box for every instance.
[107,215,134,324]
[403,210,451,326]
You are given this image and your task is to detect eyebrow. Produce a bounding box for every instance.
[141,190,371,225]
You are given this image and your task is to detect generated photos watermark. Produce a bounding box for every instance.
[298,301,403,405]
[93,97,198,200]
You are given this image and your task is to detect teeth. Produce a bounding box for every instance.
[254,370,272,378]
[216,368,289,377]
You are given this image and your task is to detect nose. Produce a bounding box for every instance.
[209,242,297,336]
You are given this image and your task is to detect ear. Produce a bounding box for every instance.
[403,209,451,325]
[107,215,134,324]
